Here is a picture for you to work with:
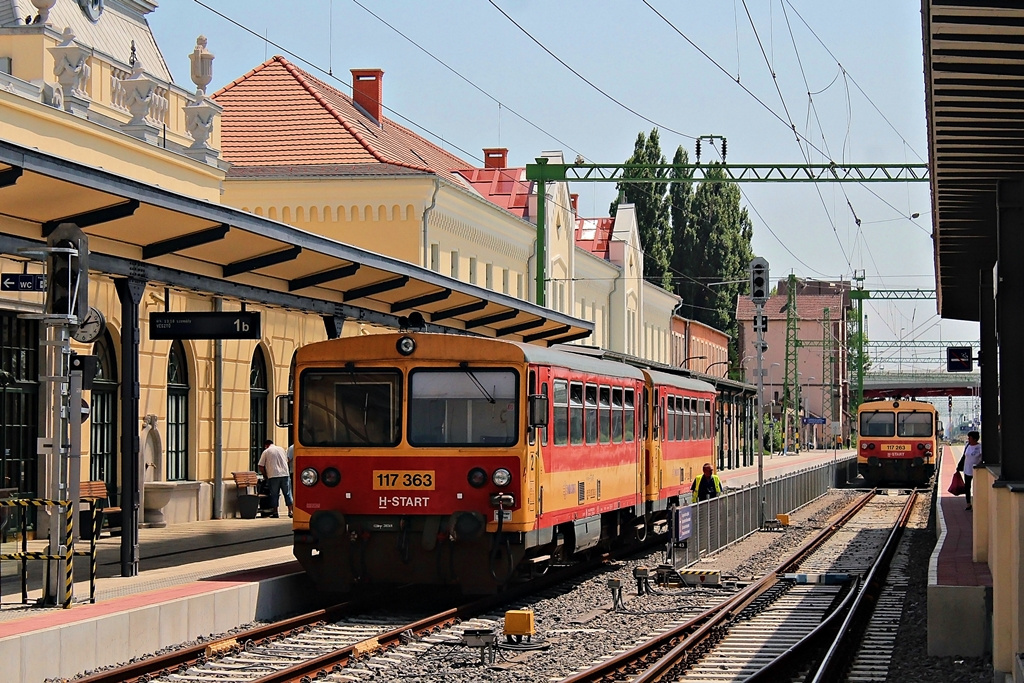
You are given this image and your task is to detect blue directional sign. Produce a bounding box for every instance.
[802,416,827,425]
[0,274,46,292]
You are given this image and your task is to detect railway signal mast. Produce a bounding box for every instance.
[750,257,769,527]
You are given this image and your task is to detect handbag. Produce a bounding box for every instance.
[948,470,966,496]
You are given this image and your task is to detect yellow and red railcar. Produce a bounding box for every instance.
[287,332,715,593]
[856,399,937,485]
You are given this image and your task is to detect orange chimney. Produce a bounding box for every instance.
[483,148,508,169]
[570,194,579,213]
[351,69,384,121]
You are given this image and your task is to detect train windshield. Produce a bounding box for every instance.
[860,411,895,437]
[898,412,933,437]
[408,369,518,447]
[299,370,401,446]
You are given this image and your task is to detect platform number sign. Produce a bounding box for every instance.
[946,347,973,372]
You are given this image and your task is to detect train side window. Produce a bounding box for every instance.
[541,381,549,445]
[666,394,676,441]
[570,382,584,445]
[553,379,569,445]
[585,383,598,444]
[528,370,537,447]
[683,398,691,440]
[612,387,623,443]
[652,388,660,439]
[701,399,709,439]
[624,389,636,441]
[599,386,611,444]
[673,396,682,441]
[707,399,714,437]
[693,398,700,440]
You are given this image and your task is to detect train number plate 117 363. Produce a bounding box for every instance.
[373,471,436,490]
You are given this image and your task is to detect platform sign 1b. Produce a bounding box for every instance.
[149,311,261,340]
[946,346,973,372]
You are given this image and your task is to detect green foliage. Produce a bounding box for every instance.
[611,131,755,363]
[672,162,754,340]
[610,129,673,290]
[763,412,783,453]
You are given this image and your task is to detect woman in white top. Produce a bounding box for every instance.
[961,431,982,510]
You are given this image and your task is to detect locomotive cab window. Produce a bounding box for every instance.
[409,369,518,446]
[860,411,895,437]
[897,412,933,437]
[300,370,401,446]
[675,396,684,441]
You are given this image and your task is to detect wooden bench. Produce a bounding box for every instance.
[80,481,121,538]
[231,471,266,519]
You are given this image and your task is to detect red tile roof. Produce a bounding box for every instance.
[213,56,472,175]
[736,293,845,320]
[451,167,532,219]
[575,217,615,259]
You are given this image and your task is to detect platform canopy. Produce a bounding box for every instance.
[924,2,1024,321]
[0,140,592,345]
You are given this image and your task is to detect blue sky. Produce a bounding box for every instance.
[148,1,979,366]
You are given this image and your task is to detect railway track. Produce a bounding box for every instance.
[559,489,918,683]
[74,537,652,683]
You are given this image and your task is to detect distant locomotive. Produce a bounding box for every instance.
[856,399,937,485]
[282,332,716,593]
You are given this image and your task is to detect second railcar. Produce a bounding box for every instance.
[857,399,937,485]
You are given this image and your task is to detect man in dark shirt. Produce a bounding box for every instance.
[691,463,723,501]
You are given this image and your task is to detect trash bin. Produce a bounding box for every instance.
[258,478,276,517]
[237,494,259,519]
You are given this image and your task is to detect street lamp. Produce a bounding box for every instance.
[681,355,706,369]
[704,360,729,376]
[767,362,781,405]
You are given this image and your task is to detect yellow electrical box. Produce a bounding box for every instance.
[504,609,535,637]
[776,514,790,526]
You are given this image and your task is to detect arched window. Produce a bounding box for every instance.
[89,330,118,497]
[249,347,268,470]
[166,340,189,481]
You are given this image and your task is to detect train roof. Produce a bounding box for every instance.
[644,367,717,394]
[513,341,647,381]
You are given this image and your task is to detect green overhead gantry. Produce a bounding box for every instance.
[525,159,928,306]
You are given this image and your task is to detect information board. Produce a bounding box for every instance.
[149,311,261,340]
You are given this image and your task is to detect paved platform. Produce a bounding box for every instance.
[0,515,320,682]
[928,443,992,657]
[0,450,857,682]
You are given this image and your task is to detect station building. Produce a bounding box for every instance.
[0,0,711,541]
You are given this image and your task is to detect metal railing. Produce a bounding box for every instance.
[667,456,857,568]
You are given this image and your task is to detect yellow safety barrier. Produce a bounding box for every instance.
[0,496,99,607]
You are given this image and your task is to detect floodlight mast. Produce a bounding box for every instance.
[750,257,769,527]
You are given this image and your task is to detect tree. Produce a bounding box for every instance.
[610,129,673,289]
[674,163,754,339]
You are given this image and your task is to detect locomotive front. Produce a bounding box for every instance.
[289,333,538,594]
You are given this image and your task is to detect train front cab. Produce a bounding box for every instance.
[857,400,937,485]
[288,334,543,594]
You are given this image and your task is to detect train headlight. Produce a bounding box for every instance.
[492,468,512,487]
[467,467,487,488]
[861,442,868,450]
[300,468,319,486]
[396,335,416,356]
[322,467,341,487]
[917,443,925,450]
[867,443,875,450]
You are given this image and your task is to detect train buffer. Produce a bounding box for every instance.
[667,568,722,587]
